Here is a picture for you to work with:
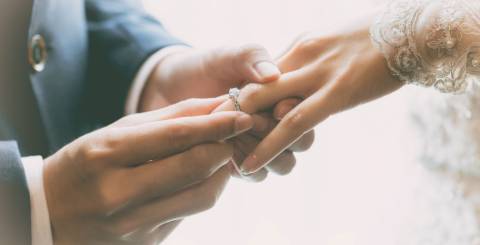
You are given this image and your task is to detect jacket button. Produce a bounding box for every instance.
[28,34,48,72]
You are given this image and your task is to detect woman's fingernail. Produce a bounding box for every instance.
[240,154,258,175]
[254,61,280,80]
[235,114,253,134]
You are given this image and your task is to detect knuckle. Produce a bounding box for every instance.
[241,83,264,109]
[87,130,123,159]
[79,139,111,165]
[283,109,308,133]
[294,37,319,53]
[77,129,124,170]
[238,44,267,58]
[293,34,331,54]
[96,176,127,214]
[101,128,125,151]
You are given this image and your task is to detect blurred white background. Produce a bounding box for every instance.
[142,0,421,244]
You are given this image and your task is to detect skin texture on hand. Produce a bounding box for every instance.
[139,45,314,181]
[43,98,253,245]
[139,45,281,112]
[215,16,403,174]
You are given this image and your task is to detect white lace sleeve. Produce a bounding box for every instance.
[370,0,480,93]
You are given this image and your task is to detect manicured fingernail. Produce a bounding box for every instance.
[240,154,258,175]
[235,114,253,134]
[254,61,280,80]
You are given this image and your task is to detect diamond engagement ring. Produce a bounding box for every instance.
[228,88,241,112]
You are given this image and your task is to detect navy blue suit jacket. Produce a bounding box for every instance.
[0,0,182,243]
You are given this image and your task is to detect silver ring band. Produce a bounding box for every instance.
[228,88,242,112]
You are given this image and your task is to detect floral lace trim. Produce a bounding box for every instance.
[370,0,480,93]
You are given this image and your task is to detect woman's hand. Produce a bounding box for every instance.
[228,102,315,181]
[140,44,314,180]
[216,16,403,174]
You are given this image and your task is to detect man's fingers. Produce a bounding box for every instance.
[240,93,329,174]
[265,152,297,176]
[98,111,252,166]
[119,143,233,207]
[113,97,226,127]
[230,44,281,83]
[108,166,231,235]
[273,98,301,120]
[205,44,280,87]
[289,130,315,152]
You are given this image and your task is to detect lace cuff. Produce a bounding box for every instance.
[370,0,480,93]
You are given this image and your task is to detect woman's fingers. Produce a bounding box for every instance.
[214,71,306,114]
[231,134,297,178]
[272,98,315,152]
[240,92,331,174]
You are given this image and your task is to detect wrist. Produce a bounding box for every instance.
[306,14,403,91]
[370,0,480,93]
[340,19,404,91]
[324,19,403,113]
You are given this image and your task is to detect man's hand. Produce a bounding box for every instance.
[139,45,281,112]
[139,45,314,180]
[43,98,253,245]
[214,20,402,174]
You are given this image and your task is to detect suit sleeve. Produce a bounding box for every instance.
[0,141,31,245]
[85,0,185,124]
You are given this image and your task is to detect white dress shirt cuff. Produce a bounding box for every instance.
[22,156,53,245]
[125,45,191,115]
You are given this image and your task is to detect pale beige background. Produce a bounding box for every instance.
[142,0,418,244]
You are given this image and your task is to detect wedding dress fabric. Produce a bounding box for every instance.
[371,0,480,93]
[370,0,480,243]
[402,86,480,244]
